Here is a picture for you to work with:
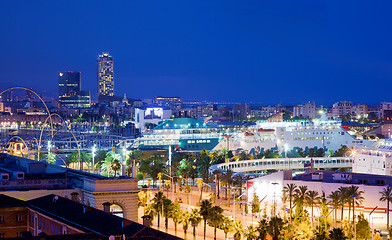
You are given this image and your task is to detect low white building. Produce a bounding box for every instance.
[353,139,392,175]
[134,107,172,132]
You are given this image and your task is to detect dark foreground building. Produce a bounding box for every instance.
[0,194,182,240]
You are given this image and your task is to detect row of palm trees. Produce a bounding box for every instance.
[283,183,392,230]
[140,190,267,240]
[283,184,364,225]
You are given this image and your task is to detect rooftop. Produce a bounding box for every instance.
[1,194,181,240]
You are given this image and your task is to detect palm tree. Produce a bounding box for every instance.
[294,185,308,218]
[256,219,268,240]
[180,210,191,239]
[196,149,211,183]
[112,159,121,177]
[221,170,234,206]
[380,186,392,229]
[243,225,257,240]
[189,208,202,239]
[162,198,173,231]
[220,216,234,240]
[138,190,148,214]
[306,190,320,228]
[283,183,297,221]
[233,221,243,240]
[328,227,347,240]
[164,180,171,197]
[152,191,164,228]
[168,202,182,235]
[208,206,224,240]
[347,185,364,225]
[199,199,212,240]
[328,191,341,226]
[267,216,284,240]
[139,159,151,185]
[144,203,156,223]
[338,187,349,222]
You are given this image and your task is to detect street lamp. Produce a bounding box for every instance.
[47,140,52,162]
[284,144,290,170]
[369,206,378,240]
[92,145,96,173]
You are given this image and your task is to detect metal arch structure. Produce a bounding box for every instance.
[0,87,54,137]
[1,136,30,158]
[38,113,81,169]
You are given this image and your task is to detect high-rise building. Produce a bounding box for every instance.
[97,52,114,100]
[58,71,90,108]
[58,71,81,97]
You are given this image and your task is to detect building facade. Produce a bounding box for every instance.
[332,101,354,118]
[0,154,139,223]
[58,72,81,97]
[154,96,182,110]
[58,71,91,108]
[97,52,114,100]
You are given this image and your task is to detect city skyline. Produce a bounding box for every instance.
[1,1,392,105]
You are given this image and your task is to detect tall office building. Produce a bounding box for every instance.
[97,52,114,100]
[58,71,90,108]
[58,71,81,97]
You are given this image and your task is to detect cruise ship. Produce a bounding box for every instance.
[257,113,375,153]
[127,115,374,154]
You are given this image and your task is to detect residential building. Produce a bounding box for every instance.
[381,102,392,119]
[293,102,316,119]
[354,104,369,117]
[332,101,354,117]
[97,52,114,101]
[154,96,182,110]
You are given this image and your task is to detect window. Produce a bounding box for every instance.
[0,216,4,223]
[16,214,22,222]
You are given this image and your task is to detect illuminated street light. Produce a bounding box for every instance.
[92,145,96,173]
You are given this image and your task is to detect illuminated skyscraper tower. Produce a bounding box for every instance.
[97,52,114,100]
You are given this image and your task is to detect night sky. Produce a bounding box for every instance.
[1,0,392,105]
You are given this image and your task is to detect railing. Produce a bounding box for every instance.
[0,178,66,189]
[210,157,352,173]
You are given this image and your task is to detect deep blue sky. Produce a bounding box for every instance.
[1,0,392,105]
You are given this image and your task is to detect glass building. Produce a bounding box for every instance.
[97,52,114,100]
[58,71,90,108]
[58,71,81,97]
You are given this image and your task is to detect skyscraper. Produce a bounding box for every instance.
[58,71,90,108]
[58,71,81,97]
[97,52,114,101]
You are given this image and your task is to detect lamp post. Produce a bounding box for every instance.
[92,145,96,173]
[47,140,52,162]
[284,144,290,170]
[369,206,378,240]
